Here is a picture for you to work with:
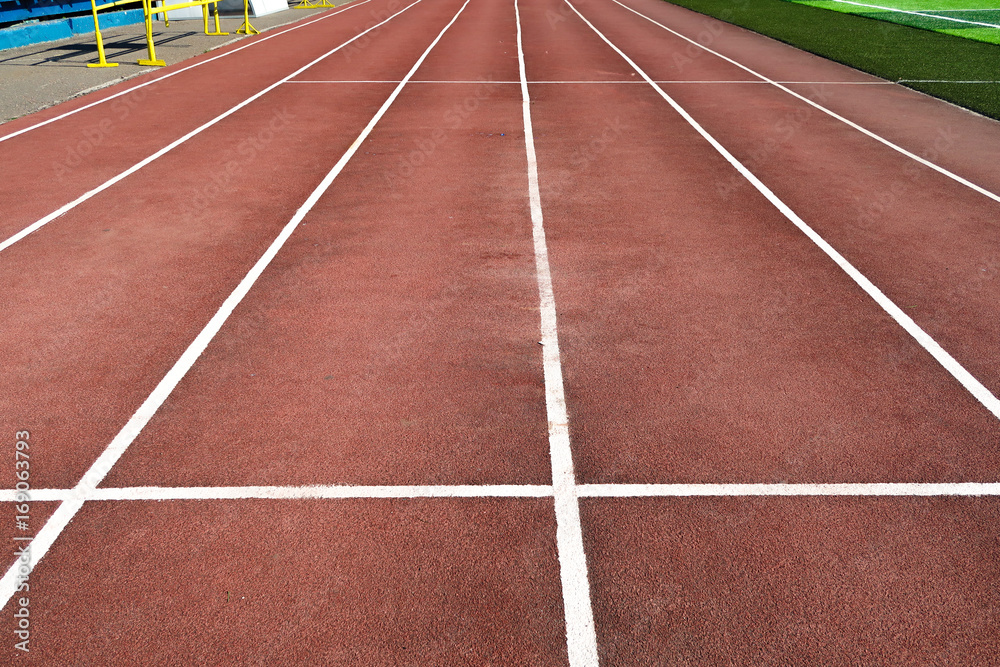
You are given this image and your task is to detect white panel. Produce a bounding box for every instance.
[155,0,204,20]
[155,0,289,20]
[249,0,290,17]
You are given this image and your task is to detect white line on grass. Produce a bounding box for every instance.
[0,1,371,144]
[0,0,474,612]
[3,482,999,503]
[0,0,423,256]
[516,2,599,665]
[823,0,1000,29]
[567,0,1000,422]
[611,0,1000,205]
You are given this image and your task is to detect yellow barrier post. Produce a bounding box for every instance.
[137,0,166,66]
[209,1,228,35]
[202,0,227,35]
[235,0,259,35]
[135,0,232,67]
[86,0,119,67]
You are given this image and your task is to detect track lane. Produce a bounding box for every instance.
[0,0,469,491]
[520,0,1000,486]
[612,0,1000,196]
[576,0,1000,398]
[0,0,416,244]
[582,496,1000,665]
[100,0,552,490]
[520,1,1000,661]
[0,0,497,632]
[0,3,367,143]
[1,0,587,662]
[777,79,1000,196]
[5,498,569,664]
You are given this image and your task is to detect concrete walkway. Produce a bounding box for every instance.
[0,5,346,123]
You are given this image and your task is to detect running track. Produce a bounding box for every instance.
[1,0,999,663]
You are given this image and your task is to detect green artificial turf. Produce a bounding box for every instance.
[662,0,1000,120]
[794,1,1000,47]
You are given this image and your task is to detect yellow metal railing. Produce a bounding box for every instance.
[87,0,258,67]
[295,0,336,9]
[235,0,259,35]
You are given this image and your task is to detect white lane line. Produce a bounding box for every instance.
[821,0,1000,29]
[286,79,896,84]
[286,79,836,84]
[580,482,1000,496]
[0,0,424,256]
[88,484,554,500]
[611,0,1000,205]
[516,2,599,666]
[567,0,1000,422]
[289,79,522,83]
[3,481,999,503]
[290,79,430,82]
[0,1,370,144]
[526,79,894,84]
[0,0,473,612]
[652,80,894,84]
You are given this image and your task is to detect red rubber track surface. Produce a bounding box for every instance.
[15,498,568,665]
[0,0,386,237]
[598,0,1000,397]
[1,0,999,662]
[0,503,58,571]
[583,497,1000,665]
[520,0,1000,485]
[103,91,548,484]
[610,0,1000,195]
[0,0,465,490]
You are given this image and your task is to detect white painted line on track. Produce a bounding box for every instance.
[0,482,1000,502]
[289,79,521,83]
[567,0,1000,422]
[0,0,474,612]
[822,0,1000,29]
[0,0,423,256]
[525,79,895,84]
[579,482,1000,496]
[4,482,1000,503]
[611,0,1000,205]
[645,80,894,84]
[287,79,414,83]
[0,1,371,144]
[287,79,896,84]
[516,2,599,666]
[88,484,554,500]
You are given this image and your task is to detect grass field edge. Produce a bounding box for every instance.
[660,0,1000,120]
